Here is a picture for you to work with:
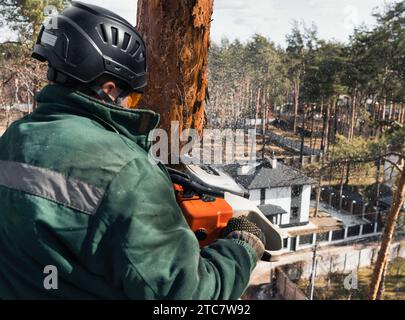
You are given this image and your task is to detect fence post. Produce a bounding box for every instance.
[359,224,364,236]
[343,252,347,273]
[344,227,348,239]
[350,201,355,215]
[328,230,333,243]
[284,275,287,297]
[358,250,362,270]
[339,195,344,211]
[375,211,379,223]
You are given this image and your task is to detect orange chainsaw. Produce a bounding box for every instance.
[168,164,284,261]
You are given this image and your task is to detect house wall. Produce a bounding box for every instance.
[265,187,291,225]
[249,185,311,226]
[249,189,261,206]
[300,185,311,223]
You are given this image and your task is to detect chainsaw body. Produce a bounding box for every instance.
[170,163,284,256]
[175,184,233,247]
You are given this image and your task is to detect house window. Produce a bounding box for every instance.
[260,188,266,205]
[291,207,299,219]
[299,234,313,245]
[292,185,302,198]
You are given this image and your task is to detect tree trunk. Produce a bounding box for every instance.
[314,174,323,218]
[349,89,357,140]
[345,162,350,185]
[136,0,214,137]
[299,104,306,166]
[339,166,345,210]
[326,101,332,155]
[369,166,405,300]
[333,99,338,143]
[375,159,382,206]
[388,102,393,123]
[376,260,387,300]
[293,80,299,133]
[393,103,397,122]
[321,99,329,156]
[261,88,267,135]
[255,87,261,130]
[382,98,386,121]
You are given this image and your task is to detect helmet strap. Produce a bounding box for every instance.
[47,66,71,85]
[90,85,116,105]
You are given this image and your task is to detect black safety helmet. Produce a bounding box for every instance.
[32,1,147,99]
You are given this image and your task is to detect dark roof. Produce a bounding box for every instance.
[258,204,287,216]
[379,196,405,211]
[379,196,393,207]
[220,160,316,190]
[323,186,364,204]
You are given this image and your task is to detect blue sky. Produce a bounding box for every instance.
[0,0,398,46]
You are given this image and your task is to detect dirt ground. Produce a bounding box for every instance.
[0,109,27,136]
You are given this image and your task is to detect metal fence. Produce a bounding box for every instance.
[275,267,308,300]
[280,154,322,167]
[283,217,385,252]
[267,131,322,156]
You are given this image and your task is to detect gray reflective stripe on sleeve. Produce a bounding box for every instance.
[0,160,105,215]
[41,31,57,46]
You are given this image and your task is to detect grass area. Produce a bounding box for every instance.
[297,258,405,300]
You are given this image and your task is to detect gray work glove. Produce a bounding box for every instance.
[222,216,266,261]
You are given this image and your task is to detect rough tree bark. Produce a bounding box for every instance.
[369,163,405,300]
[136,0,214,137]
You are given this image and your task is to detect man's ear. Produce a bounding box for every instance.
[101,81,117,97]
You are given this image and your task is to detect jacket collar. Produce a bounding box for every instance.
[35,84,160,150]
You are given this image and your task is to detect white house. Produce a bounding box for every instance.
[218,158,386,253]
[220,158,317,228]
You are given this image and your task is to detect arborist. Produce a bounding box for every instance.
[0,1,265,299]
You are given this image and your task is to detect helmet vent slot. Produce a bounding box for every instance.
[129,41,140,56]
[122,32,131,51]
[98,24,108,43]
[111,27,118,46]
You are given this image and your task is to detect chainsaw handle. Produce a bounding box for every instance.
[170,173,225,198]
[167,167,250,198]
[166,167,190,179]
